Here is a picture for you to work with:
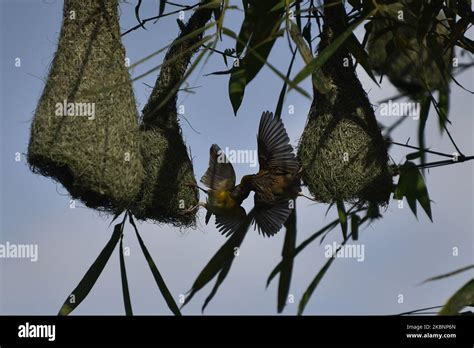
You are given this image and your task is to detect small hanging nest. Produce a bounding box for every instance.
[130,6,213,227]
[28,0,144,213]
[367,0,453,96]
[298,0,392,206]
[131,124,199,227]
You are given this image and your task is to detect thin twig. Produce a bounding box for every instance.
[122,2,201,36]
[398,305,443,316]
[389,141,456,159]
[415,156,474,169]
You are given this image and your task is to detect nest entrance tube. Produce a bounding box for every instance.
[298,0,392,206]
[130,5,213,227]
[27,0,144,213]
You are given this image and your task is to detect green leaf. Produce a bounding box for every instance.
[394,162,418,217]
[289,21,333,94]
[417,96,431,171]
[202,262,232,312]
[229,64,247,115]
[394,162,433,221]
[366,201,381,220]
[336,201,347,239]
[416,167,433,221]
[182,212,252,309]
[302,18,312,52]
[223,27,310,100]
[159,0,166,16]
[295,0,302,34]
[277,208,297,313]
[347,33,379,86]
[236,3,254,55]
[58,223,122,316]
[267,219,339,288]
[290,12,372,89]
[437,88,450,134]
[275,48,297,120]
[129,215,181,316]
[119,234,133,316]
[226,1,285,114]
[351,214,360,241]
[406,151,423,160]
[289,21,313,64]
[422,265,474,284]
[439,279,474,315]
[298,237,350,315]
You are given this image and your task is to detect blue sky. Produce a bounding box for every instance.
[0,0,473,315]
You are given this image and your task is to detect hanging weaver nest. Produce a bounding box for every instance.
[298,0,392,206]
[129,5,213,227]
[367,0,453,96]
[27,0,144,213]
[131,124,199,227]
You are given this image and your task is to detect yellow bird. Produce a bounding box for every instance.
[186,144,251,237]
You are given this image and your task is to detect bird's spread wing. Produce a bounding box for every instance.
[252,197,292,237]
[257,111,299,173]
[201,144,236,191]
[215,207,247,237]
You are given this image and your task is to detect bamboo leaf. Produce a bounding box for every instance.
[439,279,474,315]
[416,167,433,221]
[437,88,450,134]
[58,223,122,316]
[129,215,181,316]
[347,33,379,86]
[275,48,297,120]
[395,162,432,221]
[406,151,423,160]
[302,17,312,52]
[417,96,431,171]
[182,212,252,309]
[351,214,360,241]
[277,208,297,313]
[229,64,247,115]
[295,0,302,34]
[298,237,350,315]
[223,27,310,100]
[202,262,232,312]
[267,219,339,287]
[422,265,474,284]
[119,234,133,316]
[336,201,347,239]
[159,0,166,16]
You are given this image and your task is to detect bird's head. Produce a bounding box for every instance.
[240,174,254,190]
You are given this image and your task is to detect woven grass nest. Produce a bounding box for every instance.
[298,0,393,206]
[130,123,198,227]
[28,0,208,226]
[367,0,453,96]
[28,0,144,213]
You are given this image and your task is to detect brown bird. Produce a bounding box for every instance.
[241,111,303,237]
[185,144,251,237]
